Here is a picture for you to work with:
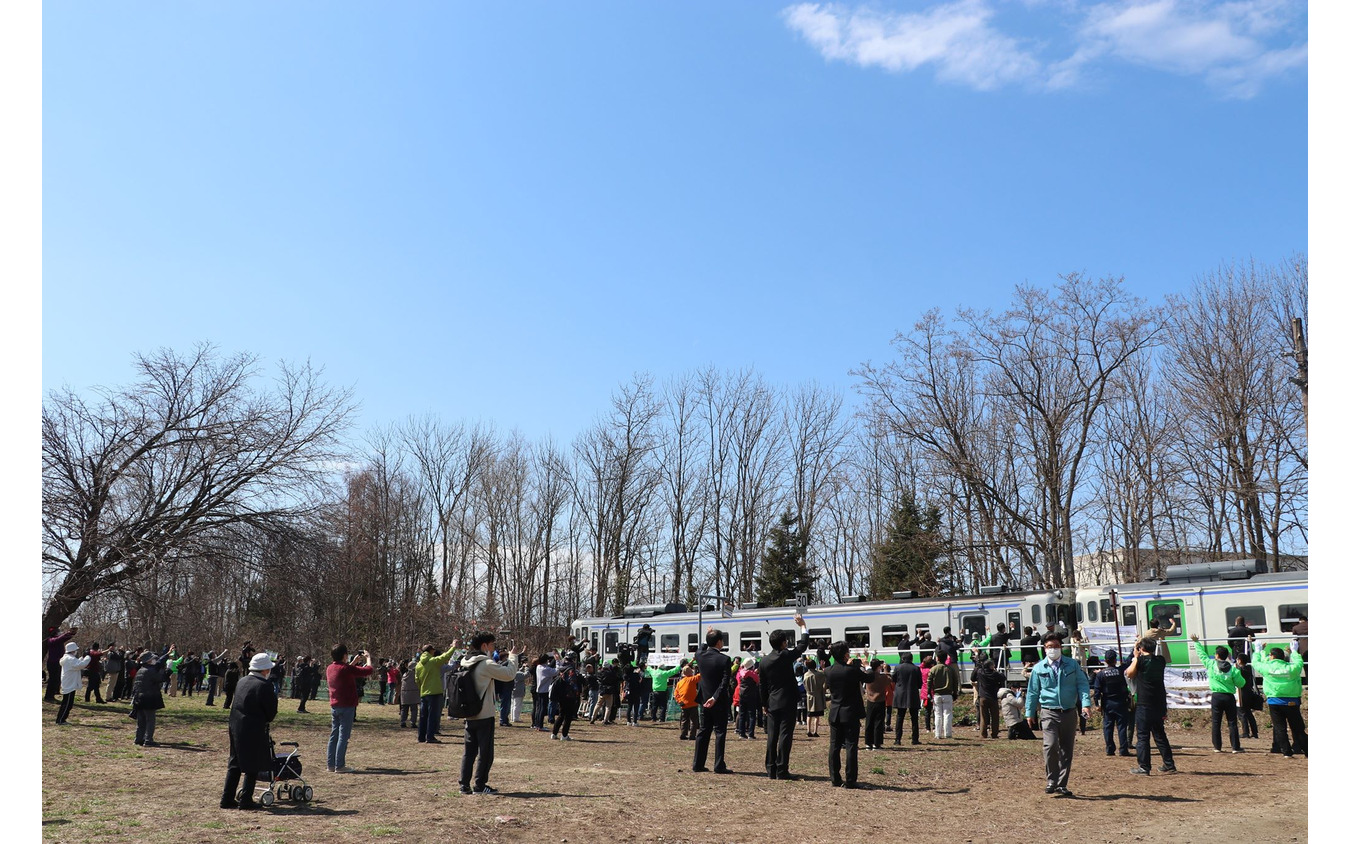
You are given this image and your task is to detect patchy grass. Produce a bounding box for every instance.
[43,692,1308,843]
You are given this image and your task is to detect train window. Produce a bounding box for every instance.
[1006,611,1020,633]
[845,627,871,648]
[688,633,699,653]
[1087,601,1098,622]
[1075,603,1083,623]
[740,632,762,653]
[590,632,599,652]
[604,631,619,653]
[781,630,797,647]
[1031,604,1042,624]
[1099,599,1115,623]
[960,615,986,639]
[1225,607,1267,633]
[1121,605,1137,627]
[660,634,680,653]
[1278,604,1307,633]
[1148,602,1182,633]
[808,628,833,649]
[881,625,909,647]
[914,623,931,638]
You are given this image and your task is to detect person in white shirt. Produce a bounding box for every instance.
[55,642,91,725]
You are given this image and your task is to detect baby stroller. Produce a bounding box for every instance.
[238,738,314,807]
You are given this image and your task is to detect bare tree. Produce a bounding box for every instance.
[42,345,353,630]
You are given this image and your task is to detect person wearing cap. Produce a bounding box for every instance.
[55,641,91,725]
[220,653,279,809]
[1091,650,1131,756]
[1024,633,1093,796]
[130,651,166,745]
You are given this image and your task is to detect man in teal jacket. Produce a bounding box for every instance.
[1024,633,1093,797]
[1191,634,1245,753]
[1253,642,1306,758]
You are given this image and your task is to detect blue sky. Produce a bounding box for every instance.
[42,1,1308,445]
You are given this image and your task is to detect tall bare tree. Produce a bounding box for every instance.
[42,345,353,630]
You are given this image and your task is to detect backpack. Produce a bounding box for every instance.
[445,659,487,718]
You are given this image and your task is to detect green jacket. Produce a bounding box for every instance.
[169,656,184,675]
[1253,645,1304,700]
[646,666,682,693]
[415,648,458,697]
[1194,643,1245,695]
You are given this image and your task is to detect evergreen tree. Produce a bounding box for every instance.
[869,495,946,597]
[754,511,815,606]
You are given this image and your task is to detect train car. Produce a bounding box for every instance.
[1072,559,1308,666]
[571,584,1080,683]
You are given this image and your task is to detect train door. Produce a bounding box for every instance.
[1145,599,1187,664]
[957,612,987,683]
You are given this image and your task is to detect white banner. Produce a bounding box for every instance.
[1080,627,1212,707]
[1082,625,1137,657]
[1163,665,1213,708]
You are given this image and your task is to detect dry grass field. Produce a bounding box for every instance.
[41,694,1307,843]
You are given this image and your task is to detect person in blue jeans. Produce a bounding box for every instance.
[325,644,374,772]
[415,640,460,744]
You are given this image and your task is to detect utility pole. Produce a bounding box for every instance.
[1290,316,1308,421]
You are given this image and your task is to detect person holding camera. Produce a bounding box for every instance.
[325,644,374,772]
[1124,636,1175,776]
[457,632,520,795]
[414,639,460,743]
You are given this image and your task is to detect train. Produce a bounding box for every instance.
[570,559,1307,680]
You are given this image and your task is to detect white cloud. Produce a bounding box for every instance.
[783,0,1306,97]
[783,1,1041,91]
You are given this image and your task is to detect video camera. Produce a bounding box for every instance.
[616,641,635,667]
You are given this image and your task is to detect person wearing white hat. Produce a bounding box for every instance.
[55,641,91,725]
[221,652,278,810]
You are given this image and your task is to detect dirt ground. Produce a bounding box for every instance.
[41,694,1308,843]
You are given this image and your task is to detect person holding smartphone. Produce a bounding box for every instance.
[326,644,374,772]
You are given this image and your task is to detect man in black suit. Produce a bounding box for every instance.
[758,613,809,780]
[823,640,875,788]
[892,651,922,746]
[691,628,734,774]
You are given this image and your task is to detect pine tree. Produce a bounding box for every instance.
[754,511,815,606]
[869,495,946,597]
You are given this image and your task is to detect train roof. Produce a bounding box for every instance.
[1101,568,1306,595]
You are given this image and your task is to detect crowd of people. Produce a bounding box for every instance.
[41,610,1309,807]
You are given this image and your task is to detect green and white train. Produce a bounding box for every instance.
[571,559,1307,677]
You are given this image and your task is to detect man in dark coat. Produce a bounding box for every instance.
[221,653,279,810]
[691,628,733,774]
[823,640,875,788]
[758,614,808,780]
[130,652,166,746]
[892,652,922,745]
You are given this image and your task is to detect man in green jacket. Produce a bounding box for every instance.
[1253,642,1306,758]
[1191,635,1245,753]
[645,664,682,722]
[415,639,459,744]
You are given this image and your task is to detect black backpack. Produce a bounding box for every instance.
[445,659,486,718]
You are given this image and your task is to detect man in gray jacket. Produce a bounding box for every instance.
[458,632,520,795]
